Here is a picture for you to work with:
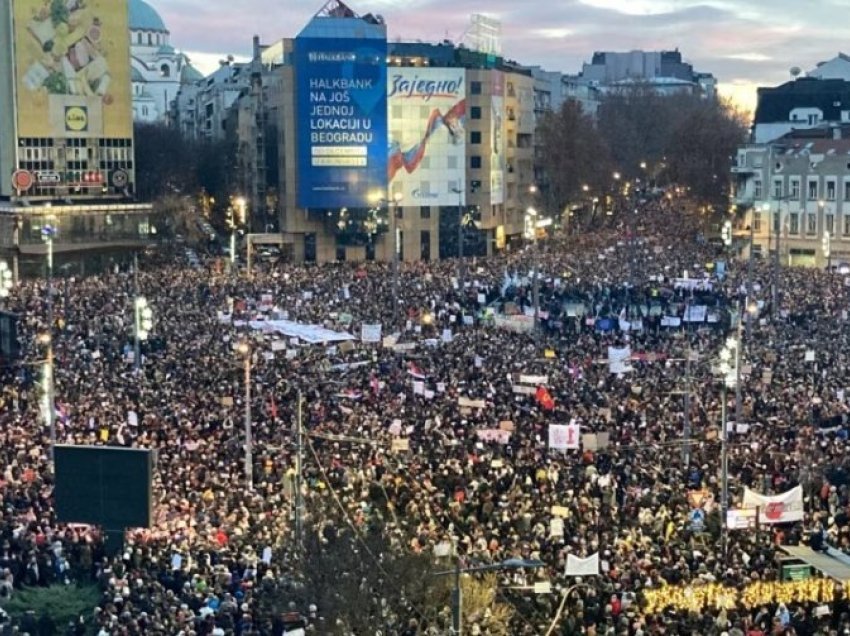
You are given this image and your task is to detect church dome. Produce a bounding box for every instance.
[129,0,168,33]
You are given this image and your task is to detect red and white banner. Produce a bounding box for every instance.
[549,423,580,451]
[742,485,804,524]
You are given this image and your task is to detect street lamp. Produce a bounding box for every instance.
[236,341,253,491]
[372,191,404,325]
[134,297,153,371]
[451,186,466,290]
[435,558,544,636]
[722,220,732,247]
[0,260,12,302]
[823,230,831,272]
[716,334,739,561]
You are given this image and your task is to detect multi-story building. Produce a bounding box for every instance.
[172,59,253,141]
[733,126,850,267]
[752,77,850,144]
[808,53,850,82]
[0,0,154,276]
[272,0,535,263]
[129,0,202,123]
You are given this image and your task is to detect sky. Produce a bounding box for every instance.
[156,0,850,114]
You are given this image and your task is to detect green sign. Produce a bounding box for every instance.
[782,564,812,581]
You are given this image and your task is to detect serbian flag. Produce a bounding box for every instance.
[335,389,363,400]
[370,375,380,394]
[408,362,427,379]
[535,386,555,411]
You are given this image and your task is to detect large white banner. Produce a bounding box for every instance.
[741,486,804,524]
[360,323,382,343]
[565,553,599,576]
[388,68,466,207]
[607,346,632,374]
[549,423,580,451]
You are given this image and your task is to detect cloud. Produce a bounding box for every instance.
[152,0,850,110]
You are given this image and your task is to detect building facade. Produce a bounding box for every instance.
[733,128,850,267]
[0,0,153,276]
[129,0,202,123]
[752,77,850,144]
[271,1,535,263]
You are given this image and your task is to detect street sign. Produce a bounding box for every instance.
[11,170,33,192]
[781,564,812,581]
[36,171,61,184]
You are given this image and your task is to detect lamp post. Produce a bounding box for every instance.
[0,260,12,306]
[37,332,55,460]
[236,341,253,491]
[525,206,541,331]
[451,186,465,291]
[372,192,404,325]
[435,558,544,636]
[823,230,831,273]
[717,335,739,561]
[133,297,153,371]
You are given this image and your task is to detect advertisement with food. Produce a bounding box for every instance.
[13,0,132,138]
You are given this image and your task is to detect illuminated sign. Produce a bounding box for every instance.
[295,36,387,209]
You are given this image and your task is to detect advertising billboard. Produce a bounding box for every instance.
[12,0,132,139]
[295,36,387,209]
[490,71,505,205]
[388,68,466,207]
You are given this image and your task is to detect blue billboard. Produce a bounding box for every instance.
[295,36,387,209]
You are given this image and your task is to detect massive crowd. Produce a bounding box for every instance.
[1,195,850,635]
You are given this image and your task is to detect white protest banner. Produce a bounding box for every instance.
[805,350,815,362]
[661,316,682,327]
[512,385,537,395]
[127,411,138,427]
[565,553,599,576]
[493,315,535,333]
[476,429,511,444]
[550,517,564,538]
[458,397,487,410]
[683,305,708,322]
[391,438,410,453]
[361,323,383,343]
[412,381,425,396]
[271,340,286,352]
[549,423,580,451]
[518,374,548,386]
[551,505,570,518]
[741,485,803,524]
[442,328,453,343]
[607,346,632,375]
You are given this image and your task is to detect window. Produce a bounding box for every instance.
[470,156,482,169]
[753,212,762,232]
[808,114,819,125]
[470,131,481,144]
[137,33,142,44]
[807,213,816,234]
[808,179,818,200]
[790,213,799,234]
[774,211,780,233]
[147,33,152,45]
[470,106,482,119]
[790,179,800,199]
[772,179,782,199]
[827,215,835,235]
[827,180,836,201]
[845,215,850,236]
[470,81,482,95]
[420,206,431,220]
[845,181,850,201]
[160,64,170,78]
[753,180,762,199]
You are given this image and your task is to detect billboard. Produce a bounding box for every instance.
[388,68,466,207]
[490,71,505,205]
[295,36,387,209]
[12,0,132,139]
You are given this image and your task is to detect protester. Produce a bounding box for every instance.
[1,191,848,635]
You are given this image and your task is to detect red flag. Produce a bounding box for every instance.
[408,362,427,379]
[535,386,555,411]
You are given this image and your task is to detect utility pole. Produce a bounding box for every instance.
[746,222,753,341]
[682,341,692,468]
[294,389,304,550]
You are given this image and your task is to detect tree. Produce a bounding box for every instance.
[537,100,613,222]
[133,123,197,201]
[0,584,99,633]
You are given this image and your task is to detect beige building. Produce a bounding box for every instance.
[273,17,534,263]
[734,130,850,267]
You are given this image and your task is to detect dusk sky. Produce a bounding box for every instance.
[155,0,850,113]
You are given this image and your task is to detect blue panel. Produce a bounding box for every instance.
[295,36,388,209]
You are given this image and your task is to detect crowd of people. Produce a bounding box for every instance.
[1,194,850,635]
